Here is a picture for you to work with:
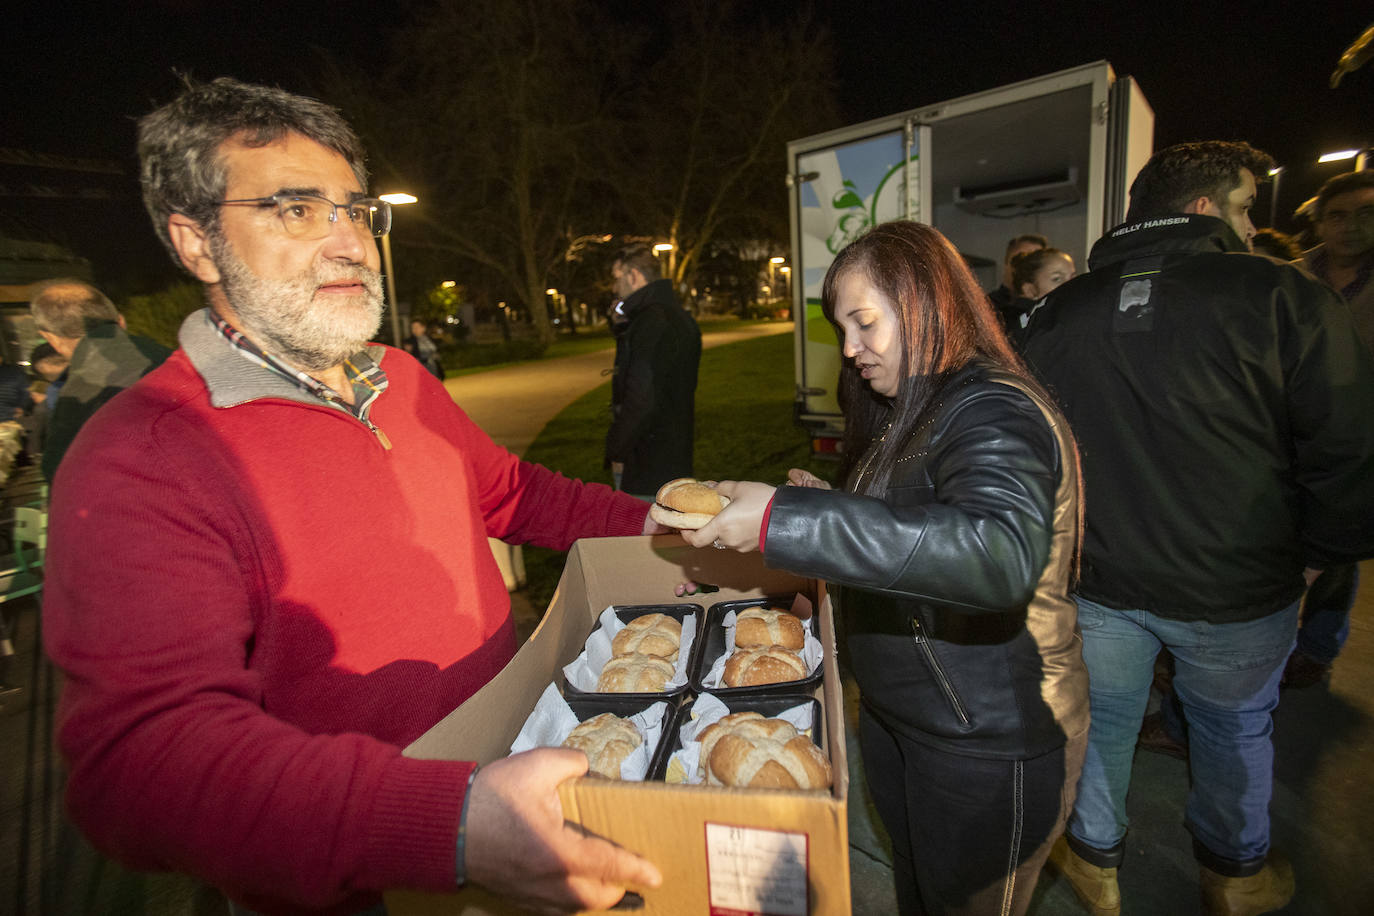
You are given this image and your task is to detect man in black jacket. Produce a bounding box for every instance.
[604,244,701,497]
[1023,141,1374,916]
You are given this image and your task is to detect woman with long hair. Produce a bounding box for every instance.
[682,220,1089,915]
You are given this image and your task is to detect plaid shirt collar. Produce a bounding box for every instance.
[207,310,388,421]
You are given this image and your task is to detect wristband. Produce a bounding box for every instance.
[455,765,479,886]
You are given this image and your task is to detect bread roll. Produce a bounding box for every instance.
[596,653,676,693]
[611,613,682,660]
[649,478,731,530]
[698,712,832,789]
[734,606,805,651]
[696,712,782,766]
[722,646,809,688]
[562,713,643,779]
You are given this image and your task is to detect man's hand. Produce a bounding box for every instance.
[680,480,776,553]
[1303,567,1323,586]
[465,749,662,914]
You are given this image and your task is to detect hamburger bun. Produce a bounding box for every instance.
[596,653,676,693]
[611,612,682,660]
[722,646,809,688]
[734,606,806,651]
[649,478,730,530]
[697,712,832,790]
[562,713,643,779]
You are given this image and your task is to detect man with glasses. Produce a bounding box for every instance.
[43,77,662,915]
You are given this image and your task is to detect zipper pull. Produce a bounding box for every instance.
[367,422,392,450]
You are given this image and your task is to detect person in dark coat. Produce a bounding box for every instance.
[402,318,444,379]
[986,233,1048,333]
[675,221,1089,916]
[29,278,172,482]
[604,243,701,497]
[1023,141,1374,916]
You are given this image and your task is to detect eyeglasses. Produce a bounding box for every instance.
[217,194,393,239]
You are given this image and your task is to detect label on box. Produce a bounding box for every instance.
[704,822,810,916]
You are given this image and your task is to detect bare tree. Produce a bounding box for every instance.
[322,1,838,338]
[330,0,635,345]
[622,3,840,296]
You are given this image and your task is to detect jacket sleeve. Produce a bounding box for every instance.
[1279,274,1374,565]
[46,432,472,908]
[603,308,669,463]
[763,387,1061,612]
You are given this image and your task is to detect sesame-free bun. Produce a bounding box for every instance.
[696,711,832,790]
[649,478,730,530]
[722,646,809,688]
[562,713,643,779]
[734,606,806,651]
[596,653,676,693]
[610,612,682,660]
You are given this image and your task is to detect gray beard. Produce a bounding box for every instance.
[209,235,385,372]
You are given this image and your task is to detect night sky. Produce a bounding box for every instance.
[5,0,1371,291]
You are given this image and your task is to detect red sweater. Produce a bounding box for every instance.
[45,343,648,914]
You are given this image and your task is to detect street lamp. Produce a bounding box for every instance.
[768,256,786,301]
[1318,147,1371,170]
[379,192,418,346]
[653,242,675,281]
[1268,167,1282,229]
[1318,149,1360,164]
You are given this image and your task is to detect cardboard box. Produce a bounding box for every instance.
[387,534,850,916]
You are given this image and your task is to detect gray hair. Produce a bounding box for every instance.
[30,278,120,338]
[138,76,369,266]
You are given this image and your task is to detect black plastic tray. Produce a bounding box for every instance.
[563,603,704,701]
[661,692,826,783]
[689,597,821,698]
[564,694,678,782]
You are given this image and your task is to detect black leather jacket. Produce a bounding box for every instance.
[765,365,1089,758]
[1024,215,1374,621]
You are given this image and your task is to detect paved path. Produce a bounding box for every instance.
[443,321,793,455]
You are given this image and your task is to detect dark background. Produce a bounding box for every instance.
[4,0,1370,291]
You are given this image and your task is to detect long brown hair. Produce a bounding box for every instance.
[822,220,1052,493]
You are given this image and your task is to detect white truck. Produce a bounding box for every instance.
[787,61,1154,454]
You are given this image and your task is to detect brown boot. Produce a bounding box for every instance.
[1199,853,1294,916]
[1047,835,1121,916]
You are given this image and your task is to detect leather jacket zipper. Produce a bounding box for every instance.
[910,616,970,726]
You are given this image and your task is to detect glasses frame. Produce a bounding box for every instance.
[217,193,393,239]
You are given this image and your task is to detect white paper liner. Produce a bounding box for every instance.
[664,693,818,785]
[562,605,697,693]
[699,608,824,690]
[510,682,669,781]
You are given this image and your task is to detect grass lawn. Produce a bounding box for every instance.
[520,330,836,609]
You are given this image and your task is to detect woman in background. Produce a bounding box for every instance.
[1003,247,1076,346]
[683,221,1089,915]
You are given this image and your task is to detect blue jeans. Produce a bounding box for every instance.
[1068,597,1298,866]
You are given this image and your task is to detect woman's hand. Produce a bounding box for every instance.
[681,480,776,553]
[786,467,832,490]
